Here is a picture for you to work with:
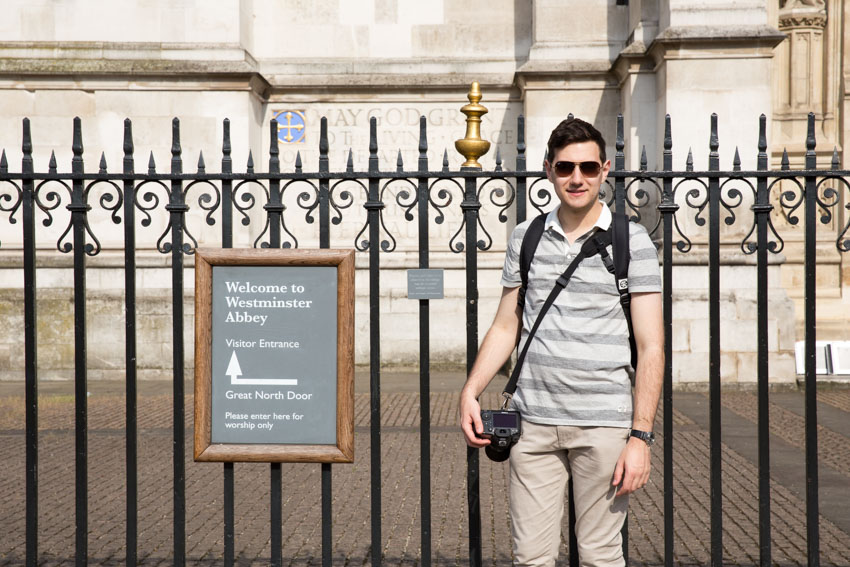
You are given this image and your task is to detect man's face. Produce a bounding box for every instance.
[544,141,610,215]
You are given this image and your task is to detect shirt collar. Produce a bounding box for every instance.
[544,203,612,240]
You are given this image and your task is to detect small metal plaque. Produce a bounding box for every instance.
[407,269,444,300]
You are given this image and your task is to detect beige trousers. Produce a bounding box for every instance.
[508,420,629,567]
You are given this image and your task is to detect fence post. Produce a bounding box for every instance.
[803,112,820,567]
[754,114,773,567]
[167,117,187,567]
[220,118,236,567]
[658,114,678,567]
[22,118,39,567]
[417,116,433,567]
[366,117,384,567]
[122,118,139,567]
[707,113,723,567]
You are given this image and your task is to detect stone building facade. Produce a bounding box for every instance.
[0,0,847,383]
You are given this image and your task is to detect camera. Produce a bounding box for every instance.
[478,410,522,462]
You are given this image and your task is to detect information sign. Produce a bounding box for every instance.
[194,248,354,463]
[407,269,444,300]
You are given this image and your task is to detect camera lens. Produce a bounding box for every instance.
[485,444,511,462]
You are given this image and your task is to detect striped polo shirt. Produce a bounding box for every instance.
[500,204,662,427]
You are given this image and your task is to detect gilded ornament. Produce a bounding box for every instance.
[454,82,491,169]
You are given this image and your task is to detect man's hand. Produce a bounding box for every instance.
[459,391,490,448]
[458,286,521,448]
[612,437,651,496]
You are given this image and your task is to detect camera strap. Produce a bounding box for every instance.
[501,229,612,408]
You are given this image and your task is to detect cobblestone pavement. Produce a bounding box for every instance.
[1,379,849,566]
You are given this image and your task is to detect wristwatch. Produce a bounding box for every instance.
[630,429,655,447]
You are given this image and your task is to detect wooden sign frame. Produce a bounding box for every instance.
[193,248,355,463]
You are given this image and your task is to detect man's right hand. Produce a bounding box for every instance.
[459,391,491,448]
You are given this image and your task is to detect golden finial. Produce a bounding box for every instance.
[455,82,491,168]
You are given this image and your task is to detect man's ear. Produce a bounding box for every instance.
[544,160,553,183]
[600,159,612,182]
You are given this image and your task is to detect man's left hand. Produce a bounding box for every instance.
[612,437,651,497]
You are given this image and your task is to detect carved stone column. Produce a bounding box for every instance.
[773,0,829,162]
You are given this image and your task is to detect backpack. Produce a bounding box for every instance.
[516,210,637,370]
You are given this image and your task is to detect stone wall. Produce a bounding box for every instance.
[0,0,845,383]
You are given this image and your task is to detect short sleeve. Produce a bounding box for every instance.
[627,223,662,293]
[499,222,529,288]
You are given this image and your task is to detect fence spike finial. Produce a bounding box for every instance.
[320,117,329,157]
[517,114,526,156]
[640,146,647,171]
[806,112,816,152]
[616,114,625,154]
[733,147,741,171]
[72,117,84,173]
[222,118,231,157]
[124,118,134,157]
[418,116,428,171]
[22,118,32,158]
[369,117,378,173]
[346,149,354,173]
[197,151,205,174]
[171,117,181,157]
[567,112,574,120]
[419,115,428,155]
[709,114,719,153]
[442,149,449,172]
[171,118,182,174]
[781,148,790,170]
[0,149,7,173]
[686,148,694,172]
[148,151,156,174]
[49,151,57,173]
[269,119,279,157]
[664,115,672,152]
[495,147,502,171]
[397,149,404,172]
[295,151,302,173]
[758,114,767,154]
[831,146,839,169]
[246,150,254,173]
[99,152,107,174]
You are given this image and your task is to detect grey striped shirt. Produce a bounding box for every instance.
[500,204,662,427]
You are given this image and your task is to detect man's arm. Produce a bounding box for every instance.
[459,286,522,448]
[612,290,664,496]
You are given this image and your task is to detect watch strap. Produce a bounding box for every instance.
[630,429,655,446]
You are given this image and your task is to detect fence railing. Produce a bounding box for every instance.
[1,110,848,567]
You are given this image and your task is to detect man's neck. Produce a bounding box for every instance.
[557,201,602,241]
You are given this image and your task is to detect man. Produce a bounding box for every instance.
[459,118,664,567]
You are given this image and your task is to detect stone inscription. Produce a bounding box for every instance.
[271,102,521,171]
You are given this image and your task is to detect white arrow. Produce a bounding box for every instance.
[226,350,298,386]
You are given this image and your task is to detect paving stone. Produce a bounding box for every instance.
[0,381,848,566]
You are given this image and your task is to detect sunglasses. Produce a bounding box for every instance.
[552,160,603,178]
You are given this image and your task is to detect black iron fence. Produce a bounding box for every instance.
[1,111,848,567]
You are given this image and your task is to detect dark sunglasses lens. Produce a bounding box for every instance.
[554,161,575,176]
[554,161,601,177]
[579,162,601,176]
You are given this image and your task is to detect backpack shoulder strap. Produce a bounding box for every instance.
[612,211,630,294]
[517,212,547,308]
[503,230,608,399]
[611,211,637,370]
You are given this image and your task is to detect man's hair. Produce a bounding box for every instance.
[546,118,607,164]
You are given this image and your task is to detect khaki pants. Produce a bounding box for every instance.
[509,420,629,567]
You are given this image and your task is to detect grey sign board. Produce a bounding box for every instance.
[210,265,337,445]
[407,269,444,299]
